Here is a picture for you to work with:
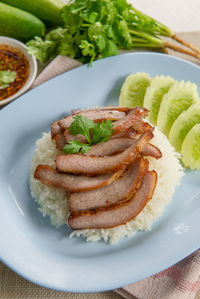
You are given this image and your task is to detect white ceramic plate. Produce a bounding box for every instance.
[0,52,200,292]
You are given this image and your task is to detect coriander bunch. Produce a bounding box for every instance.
[27,0,200,64]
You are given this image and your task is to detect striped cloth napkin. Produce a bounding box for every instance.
[33,54,200,299]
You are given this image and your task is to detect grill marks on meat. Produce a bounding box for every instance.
[69,158,148,211]
[56,132,153,175]
[34,165,126,192]
[85,138,162,159]
[68,170,157,229]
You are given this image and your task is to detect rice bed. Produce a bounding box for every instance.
[29,127,184,244]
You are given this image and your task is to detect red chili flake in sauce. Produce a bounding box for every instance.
[0,44,30,101]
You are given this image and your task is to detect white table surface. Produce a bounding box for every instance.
[129,0,200,33]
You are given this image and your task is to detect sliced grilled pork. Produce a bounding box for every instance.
[64,128,137,145]
[59,110,126,131]
[54,134,66,150]
[84,138,162,159]
[85,138,133,156]
[64,130,87,144]
[72,106,134,114]
[34,165,126,192]
[51,110,126,139]
[110,128,136,139]
[68,170,157,229]
[112,107,148,135]
[69,158,148,211]
[125,128,137,139]
[56,132,153,175]
[51,121,63,139]
[133,120,153,133]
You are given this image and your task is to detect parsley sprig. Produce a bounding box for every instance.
[63,115,113,154]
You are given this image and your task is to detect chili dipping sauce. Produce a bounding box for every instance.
[0,44,30,101]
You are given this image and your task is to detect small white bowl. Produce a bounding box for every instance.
[0,36,37,107]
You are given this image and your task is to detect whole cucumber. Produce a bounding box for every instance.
[0,2,45,41]
[1,0,64,26]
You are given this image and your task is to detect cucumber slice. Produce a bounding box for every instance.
[0,2,45,41]
[119,73,151,107]
[181,124,200,169]
[157,81,199,137]
[169,103,200,152]
[143,75,175,125]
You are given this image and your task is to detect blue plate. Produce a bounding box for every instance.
[0,52,200,292]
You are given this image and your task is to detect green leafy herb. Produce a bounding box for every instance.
[0,70,16,89]
[63,140,91,154]
[69,115,95,143]
[63,115,113,154]
[92,119,114,144]
[27,0,199,64]
[27,0,165,64]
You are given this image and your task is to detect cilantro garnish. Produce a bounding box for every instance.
[0,71,16,89]
[63,115,113,154]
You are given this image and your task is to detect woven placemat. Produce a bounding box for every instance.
[0,31,200,299]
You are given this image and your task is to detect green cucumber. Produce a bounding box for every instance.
[119,73,151,108]
[181,124,200,169]
[157,81,199,137]
[0,2,45,41]
[169,103,200,152]
[1,0,64,26]
[143,75,175,125]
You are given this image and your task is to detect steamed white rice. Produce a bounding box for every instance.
[29,127,184,244]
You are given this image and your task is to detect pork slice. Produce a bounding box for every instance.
[84,137,162,159]
[54,134,66,150]
[125,128,137,139]
[59,110,126,130]
[112,107,148,135]
[133,120,153,133]
[34,165,126,192]
[72,106,133,115]
[85,138,133,156]
[56,132,153,175]
[110,128,136,139]
[51,121,63,139]
[142,143,162,159]
[68,170,157,229]
[69,157,148,211]
[63,128,136,145]
[64,130,87,144]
